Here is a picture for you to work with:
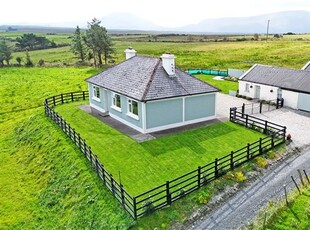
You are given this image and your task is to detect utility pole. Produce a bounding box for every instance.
[266,19,270,42]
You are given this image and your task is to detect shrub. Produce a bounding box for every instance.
[266,150,277,159]
[144,198,155,215]
[228,171,247,182]
[198,191,209,204]
[256,156,268,168]
[38,59,45,66]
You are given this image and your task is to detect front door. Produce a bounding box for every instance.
[255,85,260,99]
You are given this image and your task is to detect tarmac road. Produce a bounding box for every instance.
[191,146,310,230]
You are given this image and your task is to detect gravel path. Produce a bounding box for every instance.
[192,146,310,230]
[189,94,310,229]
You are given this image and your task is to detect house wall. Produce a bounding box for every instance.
[185,94,215,121]
[145,93,216,133]
[108,91,143,130]
[282,90,299,109]
[298,93,310,112]
[239,81,278,101]
[146,98,183,129]
[88,83,106,113]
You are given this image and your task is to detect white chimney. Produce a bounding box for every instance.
[124,47,136,60]
[161,52,175,76]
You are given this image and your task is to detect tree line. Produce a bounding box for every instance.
[71,18,113,67]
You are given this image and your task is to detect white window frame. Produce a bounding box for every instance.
[111,93,122,112]
[127,99,139,120]
[92,85,100,102]
[245,83,250,92]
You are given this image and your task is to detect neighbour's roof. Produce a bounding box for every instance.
[240,64,310,94]
[86,55,219,101]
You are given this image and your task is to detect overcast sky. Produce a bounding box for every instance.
[1,0,310,27]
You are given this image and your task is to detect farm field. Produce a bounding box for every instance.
[54,101,264,195]
[1,35,310,228]
[195,74,238,94]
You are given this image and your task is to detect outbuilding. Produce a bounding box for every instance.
[86,48,219,134]
[238,64,310,112]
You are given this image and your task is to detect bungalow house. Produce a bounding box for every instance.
[238,64,310,112]
[86,48,219,134]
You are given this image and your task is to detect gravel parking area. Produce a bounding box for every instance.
[216,93,310,148]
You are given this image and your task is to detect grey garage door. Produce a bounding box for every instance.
[298,93,310,112]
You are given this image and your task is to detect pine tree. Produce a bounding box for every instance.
[71,26,86,62]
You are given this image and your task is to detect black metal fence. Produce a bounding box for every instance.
[236,98,284,115]
[44,91,286,219]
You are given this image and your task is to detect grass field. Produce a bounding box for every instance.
[195,74,238,94]
[54,101,264,195]
[1,36,310,228]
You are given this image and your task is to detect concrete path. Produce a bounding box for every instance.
[191,146,310,230]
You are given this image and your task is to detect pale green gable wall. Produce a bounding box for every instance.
[108,91,143,128]
[88,83,105,110]
[146,98,183,129]
[185,94,215,121]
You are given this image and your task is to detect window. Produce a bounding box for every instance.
[128,99,138,116]
[92,86,100,101]
[112,93,121,111]
[245,83,250,92]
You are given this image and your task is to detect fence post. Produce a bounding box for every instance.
[72,128,76,142]
[166,181,172,205]
[264,120,268,134]
[111,174,115,194]
[242,103,245,116]
[61,94,64,104]
[77,133,81,149]
[259,138,262,155]
[71,92,74,102]
[283,127,287,142]
[281,98,284,107]
[133,197,137,219]
[121,184,125,206]
[247,143,250,160]
[101,164,106,185]
[197,166,201,188]
[259,101,263,113]
[53,96,56,106]
[246,114,249,128]
[83,139,87,156]
[83,91,86,100]
[230,151,234,170]
[271,134,274,148]
[215,158,219,178]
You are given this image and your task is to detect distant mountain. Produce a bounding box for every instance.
[1,11,310,34]
[100,13,164,31]
[177,11,310,34]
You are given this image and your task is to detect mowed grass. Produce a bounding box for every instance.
[195,74,238,94]
[55,101,264,195]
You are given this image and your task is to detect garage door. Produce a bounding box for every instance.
[298,93,310,112]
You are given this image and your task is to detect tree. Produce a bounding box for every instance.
[71,26,86,62]
[25,50,33,67]
[253,33,260,41]
[16,56,22,66]
[0,39,13,65]
[16,33,55,51]
[85,18,113,66]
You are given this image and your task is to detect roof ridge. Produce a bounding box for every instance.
[141,58,161,101]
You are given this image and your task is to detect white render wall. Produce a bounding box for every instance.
[239,81,278,100]
[282,90,299,109]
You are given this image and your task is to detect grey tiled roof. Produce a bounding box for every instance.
[86,55,219,101]
[240,64,310,94]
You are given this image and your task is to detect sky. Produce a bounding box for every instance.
[1,0,310,27]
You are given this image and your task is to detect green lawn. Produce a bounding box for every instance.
[195,74,238,94]
[55,101,264,195]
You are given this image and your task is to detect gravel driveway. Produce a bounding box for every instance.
[189,93,310,229]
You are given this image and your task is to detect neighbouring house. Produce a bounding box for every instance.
[86,48,219,134]
[238,63,310,112]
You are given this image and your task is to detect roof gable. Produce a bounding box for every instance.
[240,64,310,93]
[86,55,219,101]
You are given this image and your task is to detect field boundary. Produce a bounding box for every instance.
[44,91,286,219]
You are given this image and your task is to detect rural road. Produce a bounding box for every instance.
[191,145,310,230]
